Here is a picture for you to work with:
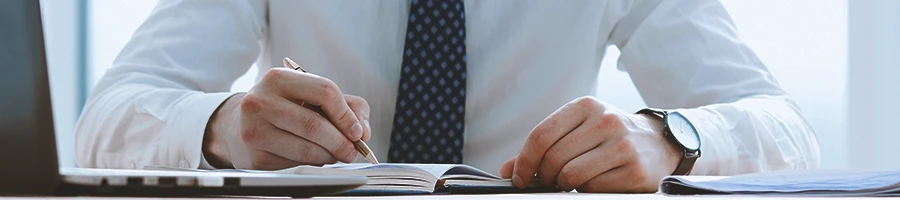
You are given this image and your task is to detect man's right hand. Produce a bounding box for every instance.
[203,68,371,170]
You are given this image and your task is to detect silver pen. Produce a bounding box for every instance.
[282,57,379,164]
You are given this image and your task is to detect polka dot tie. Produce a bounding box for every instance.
[388,0,466,164]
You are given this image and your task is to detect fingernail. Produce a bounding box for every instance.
[512,174,523,188]
[364,120,371,133]
[351,122,363,140]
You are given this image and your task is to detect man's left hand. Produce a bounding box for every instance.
[499,96,683,193]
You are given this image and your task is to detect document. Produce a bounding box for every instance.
[660,170,900,196]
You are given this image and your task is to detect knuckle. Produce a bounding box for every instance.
[265,68,287,80]
[616,138,636,153]
[344,95,362,103]
[274,105,295,119]
[352,97,371,112]
[357,98,370,108]
[514,157,535,176]
[239,94,264,114]
[239,128,260,144]
[261,69,287,85]
[529,124,547,138]
[574,96,597,108]
[528,126,554,147]
[558,166,581,189]
[336,138,355,159]
[317,79,341,103]
[338,109,356,125]
[544,149,565,170]
[302,116,323,135]
[594,113,625,130]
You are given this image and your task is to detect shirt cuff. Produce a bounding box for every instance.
[672,108,731,176]
[167,92,236,169]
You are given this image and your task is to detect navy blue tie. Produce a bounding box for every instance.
[388,0,467,164]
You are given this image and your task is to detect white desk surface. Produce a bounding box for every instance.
[0,194,891,199]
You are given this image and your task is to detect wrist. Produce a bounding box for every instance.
[634,112,681,175]
[203,92,245,168]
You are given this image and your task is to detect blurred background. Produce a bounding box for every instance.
[40,0,895,171]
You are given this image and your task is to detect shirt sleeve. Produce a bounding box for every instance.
[74,0,267,169]
[609,0,821,175]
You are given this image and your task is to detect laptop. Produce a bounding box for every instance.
[0,0,366,197]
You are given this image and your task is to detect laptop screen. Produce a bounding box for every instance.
[0,0,64,194]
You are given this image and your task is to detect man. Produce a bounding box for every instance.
[75,0,820,193]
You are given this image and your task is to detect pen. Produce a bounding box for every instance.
[282,57,380,165]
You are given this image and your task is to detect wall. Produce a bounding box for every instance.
[848,0,900,170]
[595,0,848,169]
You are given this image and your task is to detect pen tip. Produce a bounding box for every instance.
[282,57,305,71]
[367,154,379,165]
[282,57,292,68]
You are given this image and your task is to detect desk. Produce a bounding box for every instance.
[0,194,890,199]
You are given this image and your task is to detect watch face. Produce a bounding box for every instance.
[665,111,701,151]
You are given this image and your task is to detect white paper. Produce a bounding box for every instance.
[661,170,900,196]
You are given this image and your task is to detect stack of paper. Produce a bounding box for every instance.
[660,170,900,196]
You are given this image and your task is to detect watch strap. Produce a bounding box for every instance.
[672,150,700,175]
[635,108,666,120]
[635,108,700,176]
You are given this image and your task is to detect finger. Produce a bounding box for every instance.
[499,156,517,178]
[242,149,303,170]
[555,138,634,191]
[243,126,338,165]
[512,103,588,188]
[576,166,645,193]
[537,117,613,186]
[262,68,363,141]
[261,96,358,163]
[344,94,371,141]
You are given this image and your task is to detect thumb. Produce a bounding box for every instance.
[499,156,517,178]
[344,94,371,141]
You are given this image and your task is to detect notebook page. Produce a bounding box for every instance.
[323,163,499,180]
[442,164,500,179]
[325,163,457,178]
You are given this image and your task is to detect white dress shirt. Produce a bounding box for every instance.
[75,0,821,175]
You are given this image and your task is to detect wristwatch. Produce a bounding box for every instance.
[636,108,701,175]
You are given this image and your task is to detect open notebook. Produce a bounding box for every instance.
[147,163,557,195]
